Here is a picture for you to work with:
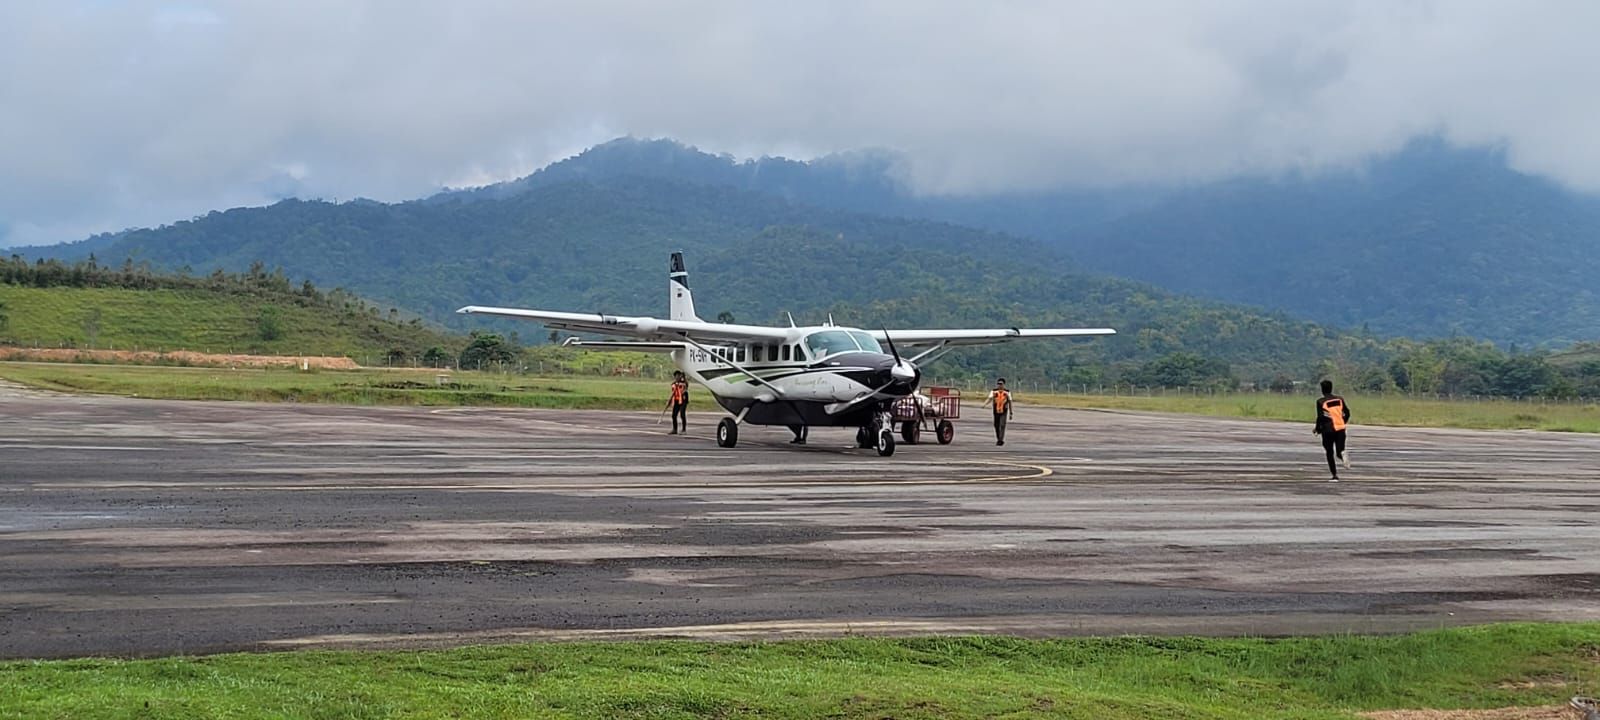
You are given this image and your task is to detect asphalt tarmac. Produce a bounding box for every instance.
[2,384,1598,658]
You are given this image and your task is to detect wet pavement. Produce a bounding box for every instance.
[2,386,1598,658]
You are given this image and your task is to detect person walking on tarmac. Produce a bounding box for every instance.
[1314,379,1352,481]
[667,371,690,435]
[983,377,1014,446]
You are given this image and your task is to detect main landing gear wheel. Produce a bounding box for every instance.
[716,417,739,448]
[877,428,896,457]
[936,419,955,445]
[901,422,921,445]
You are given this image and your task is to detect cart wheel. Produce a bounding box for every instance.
[936,419,955,445]
[717,418,739,448]
[855,426,874,448]
[876,428,896,457]
[901,423,920,445]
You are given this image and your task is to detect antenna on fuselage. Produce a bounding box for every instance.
[785,312,796,328]
[826,313,835,327]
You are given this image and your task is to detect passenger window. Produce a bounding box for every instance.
[768,345,779,362]
[781,345,790,361]
[736,347,745,363]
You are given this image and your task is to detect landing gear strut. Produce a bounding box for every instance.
[873,408,896,457]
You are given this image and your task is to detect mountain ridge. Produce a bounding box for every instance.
[13,170,1379,383]
[429,136,1600,346]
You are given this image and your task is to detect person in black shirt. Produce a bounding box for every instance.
[1313,379,1351,481]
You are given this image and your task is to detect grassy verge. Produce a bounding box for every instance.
[1024,391,1600,433]
[2,624,1597,719]
[4,361,1599,432]
[0,362,719,411]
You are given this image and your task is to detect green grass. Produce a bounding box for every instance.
[1025,390,1600,433]
[0,362,720,410]
[2,624,1596,719]
[0,284,457,359]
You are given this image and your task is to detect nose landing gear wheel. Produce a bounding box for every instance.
[716,417,739,448]
[936,419,955,445]
[855,426,874,449]
[876,428,896,457]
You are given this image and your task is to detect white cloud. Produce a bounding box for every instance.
[3,0,1599,246]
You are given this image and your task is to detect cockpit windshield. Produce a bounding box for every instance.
[804,329,884,358]
[848,331,883,354]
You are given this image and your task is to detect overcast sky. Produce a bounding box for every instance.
[3,1,1598,247]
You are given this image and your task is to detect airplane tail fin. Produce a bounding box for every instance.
[668,252,700,322]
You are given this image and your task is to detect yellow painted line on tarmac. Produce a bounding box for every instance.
[962,460,1054,483]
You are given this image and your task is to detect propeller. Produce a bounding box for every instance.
[882,327,916,382]
[825,330,917,416]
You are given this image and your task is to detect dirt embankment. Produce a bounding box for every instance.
[1362,706,1579,719]
[0,346,359,370]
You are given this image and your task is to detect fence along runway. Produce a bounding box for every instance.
[2,388,1598,658]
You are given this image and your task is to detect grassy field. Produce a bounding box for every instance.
[2,624,1596,719]
[0,362,720,410]
[1026,390,1600,433]
[0,284,458,360]
[4,360,1598,433]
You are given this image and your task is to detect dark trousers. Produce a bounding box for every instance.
[993,413,1009,443]
[1321,430,1347,475]
[671,402,687,432]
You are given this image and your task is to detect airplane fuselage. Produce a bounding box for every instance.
[674,325,917,427]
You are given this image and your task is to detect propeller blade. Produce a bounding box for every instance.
[882,326,902,365]
[882,326,916,382]
[824,379,897,415]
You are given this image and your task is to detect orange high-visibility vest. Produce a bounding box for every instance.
[1321,397,1346,432]
[993,389,1010,414]
[671,382,687,404]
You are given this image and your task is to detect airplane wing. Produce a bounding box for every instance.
[868,327,1116,348]
[561,339,684,353]
[456,306,791,343]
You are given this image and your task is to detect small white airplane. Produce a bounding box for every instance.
[458,252,1114,456]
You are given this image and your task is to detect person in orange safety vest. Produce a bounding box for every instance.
[982,377,1014,446]
[668,371,690,435]
[1314,379,1352,481]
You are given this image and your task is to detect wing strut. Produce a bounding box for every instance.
[909,341,952,366]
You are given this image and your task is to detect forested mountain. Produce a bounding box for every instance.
[19,145,1600,396]
[21,173,1382,384]
[1063,144,1600,345]
[439,137,1600,346]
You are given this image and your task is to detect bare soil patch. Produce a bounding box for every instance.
[0,347,358,369]
[1361,707,1573,720]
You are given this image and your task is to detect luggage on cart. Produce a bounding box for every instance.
[889,387,960,445]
